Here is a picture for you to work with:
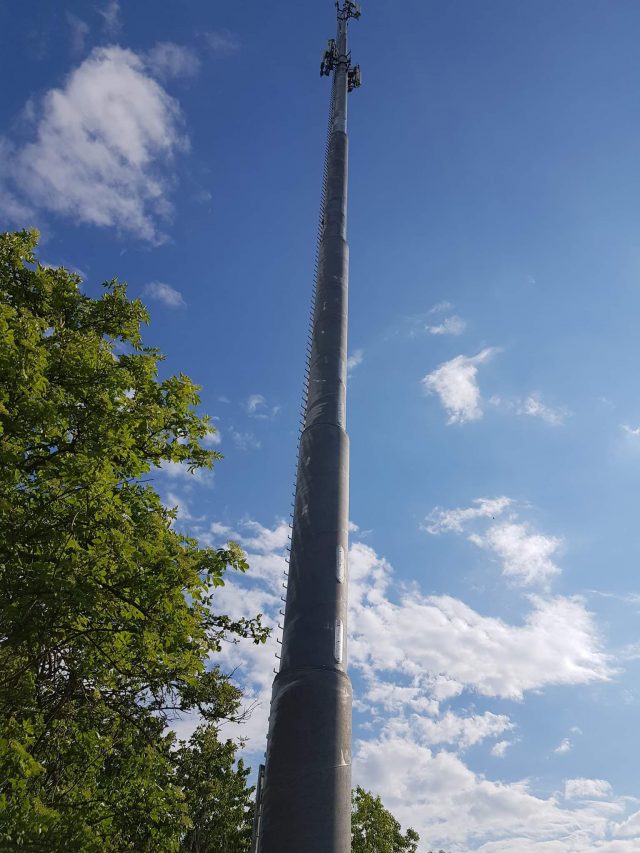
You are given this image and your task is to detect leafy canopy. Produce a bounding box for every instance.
[351,786,420,853]
[0,230,267,851]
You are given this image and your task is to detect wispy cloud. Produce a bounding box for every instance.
[424,497,513,535]
[246,395,266,415]
[203,30,240,54]
[230,430,261,451]
[66,12,89,56]
[245,395,280,420]
[622,424,640,437]
[0,46,188,242]
[145,42,200,80]
[517,393,569,426]
[143,282,185,308]
[422,347,499,424]
[427,315,467,336]
[98,0,121,36]
[347,349,364,375]
[429,301,453,315]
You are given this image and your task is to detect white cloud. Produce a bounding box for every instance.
[427,315,467,336]
[491,740,512,758]
[66,12,89,55]
[422,347,499,424]
[347,349,364,374]
[145,42,200,80]
[203,30,240,53]
[169,517,626,851]
[425,497,562,587]
[202,429,222,447]
[353,733,618,852]
[565,779,614,800]
[164,491,202,523]
[518,394,568,426]
[429,301,453,314]
[245,395,280,420]
[143,282,185,307]
[348,541,611,702]
[246,394,266,414]
[622,425,640,437]
[469,522,562,586]
[158,460,212,485]
[424,496,513,535]
[411,710,514,749]
[614,809,640,838]
[230,430,261,451]
[210,521,232,537]
[555,737,572,754]
[98,0,121,36]
[237,520,290,554]
[0,47,187,242]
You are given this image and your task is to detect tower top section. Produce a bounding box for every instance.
[320,1,362,92]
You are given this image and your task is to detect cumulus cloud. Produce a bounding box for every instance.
[202,429,222,447]
[157,460,212,486]
[425,497,562,587]
[470,522,562,586]
[491,740,512,758]
[169,517,625,851]
[0,47,188,242]
[353,733,619,852]
[236,520,290,554]
[348,541,611,702]
[422,347,499,424]
[565,779,614,800]
[411,710,514,750]
[145,42,201,80]
[143,282,185,307]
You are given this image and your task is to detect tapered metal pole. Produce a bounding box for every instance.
[258,4,360,852]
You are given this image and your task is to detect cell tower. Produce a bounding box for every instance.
[253,3,362,852]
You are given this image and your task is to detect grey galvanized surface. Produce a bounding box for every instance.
[258,7,354,853]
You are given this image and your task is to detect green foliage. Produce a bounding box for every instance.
[0,230,267,850]
[175,725,254,853]
[351,786,419,853]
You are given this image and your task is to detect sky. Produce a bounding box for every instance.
[4,0,640,849]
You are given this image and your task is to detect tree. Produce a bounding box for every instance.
[351,786,419,853]
[175,725,254,853]
[0,230,268,851]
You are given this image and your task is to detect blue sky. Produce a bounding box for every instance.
[4,0,640,849]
